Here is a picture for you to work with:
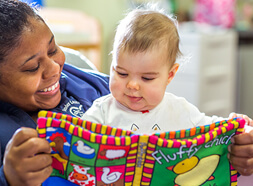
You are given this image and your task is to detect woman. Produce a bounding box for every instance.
[0,0,109,185]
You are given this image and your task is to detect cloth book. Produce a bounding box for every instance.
[37,111,245,186]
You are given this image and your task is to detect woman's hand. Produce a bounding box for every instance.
[3,127,52,186]
[228,130,253,176]
[228,112,253,175]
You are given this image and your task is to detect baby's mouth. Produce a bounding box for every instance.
[38,81,59,92]
[127,95,142,102]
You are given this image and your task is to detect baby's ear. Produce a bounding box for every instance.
[167,63,179,85]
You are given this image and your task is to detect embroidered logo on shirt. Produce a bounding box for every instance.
[62,100,84,118]
[69,105,84,118]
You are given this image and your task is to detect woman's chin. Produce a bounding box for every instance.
[36,92,62,110]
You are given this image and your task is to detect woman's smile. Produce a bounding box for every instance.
[37,81,59,94]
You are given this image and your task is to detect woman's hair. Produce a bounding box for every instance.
[0,0,43,63]
[112,5,181,67]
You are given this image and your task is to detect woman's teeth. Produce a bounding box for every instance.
[41,82,59,92]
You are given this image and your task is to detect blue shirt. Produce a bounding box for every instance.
[0,64,110,185]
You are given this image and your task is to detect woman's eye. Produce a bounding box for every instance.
[26,63,40,72]
[48,48,58,56]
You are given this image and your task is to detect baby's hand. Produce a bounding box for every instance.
[229,112,253,125]
[229,112,253,132]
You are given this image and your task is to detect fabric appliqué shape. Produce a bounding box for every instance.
[130,123,161,132]
[72,140,95,159]
[167,155,219,185]
[100,167,122,184]
[68,164,95,186]
[152,124,161,131]
[131,123,139,132]
[141,110,149,114]
[98,146,129,160]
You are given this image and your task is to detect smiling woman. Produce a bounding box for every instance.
[0,0,110,186]
[0,18,65,112]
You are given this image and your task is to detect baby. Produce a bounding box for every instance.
[81,5,252,134]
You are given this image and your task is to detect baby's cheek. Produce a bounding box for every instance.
[109,78,122,94]
[145,89,164,105]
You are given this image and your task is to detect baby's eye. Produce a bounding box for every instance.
[117,71,128,77]
[142,77,155,81]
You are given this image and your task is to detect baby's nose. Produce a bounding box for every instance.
[126,80,140,90]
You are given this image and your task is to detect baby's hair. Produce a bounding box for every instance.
[112,3,182,67]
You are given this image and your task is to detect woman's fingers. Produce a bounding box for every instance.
[3,128,53,186]
[228,152,253,176]
[16,137,51,157]
[27,165,53,185]
[5,162,53,186]
[229,144,253,158]
[228,130,253,176]
[8,127,38,147]
[22,153,53,172]
[5,128,51,160]
[232,131,253,145]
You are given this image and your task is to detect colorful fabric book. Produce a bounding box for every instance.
[37,111,245,186]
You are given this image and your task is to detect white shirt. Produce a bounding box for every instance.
[81,93,225,134]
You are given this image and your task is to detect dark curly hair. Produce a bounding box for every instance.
[0,0,43,63]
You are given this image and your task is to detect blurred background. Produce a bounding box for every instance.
[22,0,253,120]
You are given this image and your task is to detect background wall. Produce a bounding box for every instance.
[45,0,129,73]
[44,0,177,73]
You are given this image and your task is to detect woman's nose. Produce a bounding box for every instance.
[42,59,60,79]
[126,80,140,90]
